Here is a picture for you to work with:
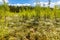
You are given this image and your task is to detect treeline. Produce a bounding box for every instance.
[9,6,54,13]
[9,6,34,13]
[0,5,54,13]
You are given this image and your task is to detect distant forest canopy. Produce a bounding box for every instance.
[9,6,34,13]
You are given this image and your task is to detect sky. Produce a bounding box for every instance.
[0,0,60,7]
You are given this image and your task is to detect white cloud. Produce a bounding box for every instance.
[34,1,60,8]
[34,2,56,8]
[23,3,31,6]
[8,3,31,6]
[0,0,8,3]
[0,0,3,2]
[0,0,3,4]
[56,1,60,5]
[40,2,48,7]
[5,0,9,3]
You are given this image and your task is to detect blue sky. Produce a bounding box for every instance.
[0,0,60,7]
[9,0,34,4]
[8,0,59,6]
[8,0,57,4]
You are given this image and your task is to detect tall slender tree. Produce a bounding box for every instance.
[2,0,9,26]
[2,0,9,11]
[48,0,51,7]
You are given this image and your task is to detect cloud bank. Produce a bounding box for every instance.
[8,3,31,6]
[34,1,60,8]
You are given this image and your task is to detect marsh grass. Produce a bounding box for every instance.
[0,5,60,40]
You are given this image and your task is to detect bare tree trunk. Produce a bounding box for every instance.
[48,0,51,7]
[2,0,5,4]
[2,0,7,26]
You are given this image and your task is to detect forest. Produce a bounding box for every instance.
[0,0,60,40]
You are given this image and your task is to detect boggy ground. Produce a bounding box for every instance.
[0,15,60,40]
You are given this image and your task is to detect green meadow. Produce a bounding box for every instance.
[0,3,60,40]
